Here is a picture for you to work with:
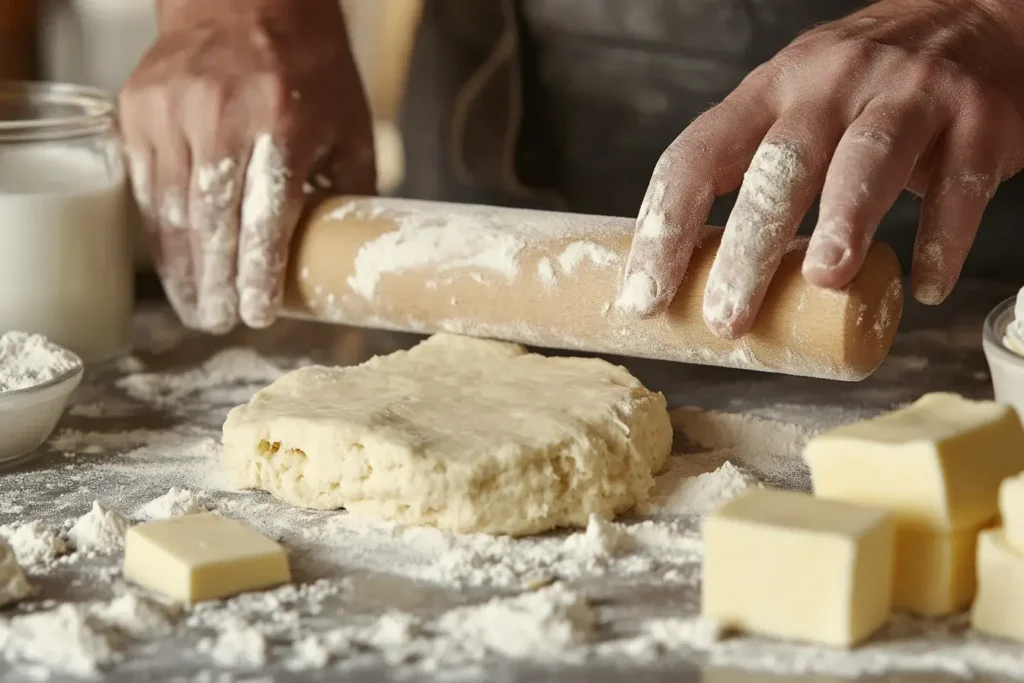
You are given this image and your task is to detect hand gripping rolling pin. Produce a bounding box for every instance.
[282,196,903,381]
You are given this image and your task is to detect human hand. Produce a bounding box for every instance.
[121,0,376,333]
[620,0,1024,339]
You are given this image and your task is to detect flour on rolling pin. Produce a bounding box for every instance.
[287,197,904,381]
[330,199,626,301]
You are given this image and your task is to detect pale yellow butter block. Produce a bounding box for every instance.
[998,473,1024,548]
[124,513,291,603]
[702,488,895,648]
[892,525,979,616]
[971,528,1024,641]
[805,393,1024,530]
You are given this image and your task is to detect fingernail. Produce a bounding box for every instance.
[913,278,946,306]
[805,239,848,272]
[240,287,277,329]
[703,287,739,338]
[616,270,658,316]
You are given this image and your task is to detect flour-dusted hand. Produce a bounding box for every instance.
[621,0,1024,338]
[121,0,376,333]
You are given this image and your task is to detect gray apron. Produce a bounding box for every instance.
[399,0,1024,281]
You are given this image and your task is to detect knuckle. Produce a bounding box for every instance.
[845,123,895,154]
[834,37,882,69]
[901,55,951,89]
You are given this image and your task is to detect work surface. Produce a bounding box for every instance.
[0,280,1017,683]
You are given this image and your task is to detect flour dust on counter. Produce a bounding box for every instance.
[1,305,1018,681]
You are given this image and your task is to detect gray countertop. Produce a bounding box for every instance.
[0,280,1018,683]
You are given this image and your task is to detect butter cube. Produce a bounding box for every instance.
[999,473,1024,548]
[702,488,895,647]
[892,526,979,616]
[124,513,291,603]
[805,393,1024,530]
[971,528,1024,642]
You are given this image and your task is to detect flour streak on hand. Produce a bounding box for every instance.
[193,157,243,334]
[703,141,805,339]
[239,134,291,329]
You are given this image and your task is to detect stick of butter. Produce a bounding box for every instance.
[971,527,1024,641]
[804,392,1024,530]
[702,488,895,648]
[892,525,979,616]
[999,472,1024,548]
[123,513,291,603]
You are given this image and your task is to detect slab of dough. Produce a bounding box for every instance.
[222,334,672,535]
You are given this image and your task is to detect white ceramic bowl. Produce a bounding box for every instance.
[0,357,84,469]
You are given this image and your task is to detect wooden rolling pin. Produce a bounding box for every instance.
[282,196,904,381]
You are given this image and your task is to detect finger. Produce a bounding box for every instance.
[188,141,249,334]
[124,145,162,260]
[153,135,198,328]
[125,146,155,220]
[122,93,199,327]
[804,98,939,288]
[237,133,301,328]
[912,124,999,305]
[618,90,776,316]
[703,106,839,339]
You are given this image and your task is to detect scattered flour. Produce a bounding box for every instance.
[436,584,595,660]
[0,331,80,393]
[670,407,813,489]
[562,514,629,558]
[199,624,268,669]
[643,461,761,516]
[116,348,284,405]
[0,521,67,568]
[68,501,129,555]
[0,539,31,607]
[0,604,116,677]
[92,592,179,639]
[0,592,176,677]
[302,510,696,591]
[135,487,208,521]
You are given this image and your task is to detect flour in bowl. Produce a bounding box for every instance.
[0,331,80,393]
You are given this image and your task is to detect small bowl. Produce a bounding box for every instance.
[0,356,84,469]
[983,296,1024,415]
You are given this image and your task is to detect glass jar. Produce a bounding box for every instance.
[0,81,133,363]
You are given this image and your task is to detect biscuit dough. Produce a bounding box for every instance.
[222,334,672,535]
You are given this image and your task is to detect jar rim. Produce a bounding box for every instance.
[0,81,115,141]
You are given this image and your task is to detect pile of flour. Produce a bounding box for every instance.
[0,331,80,393]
